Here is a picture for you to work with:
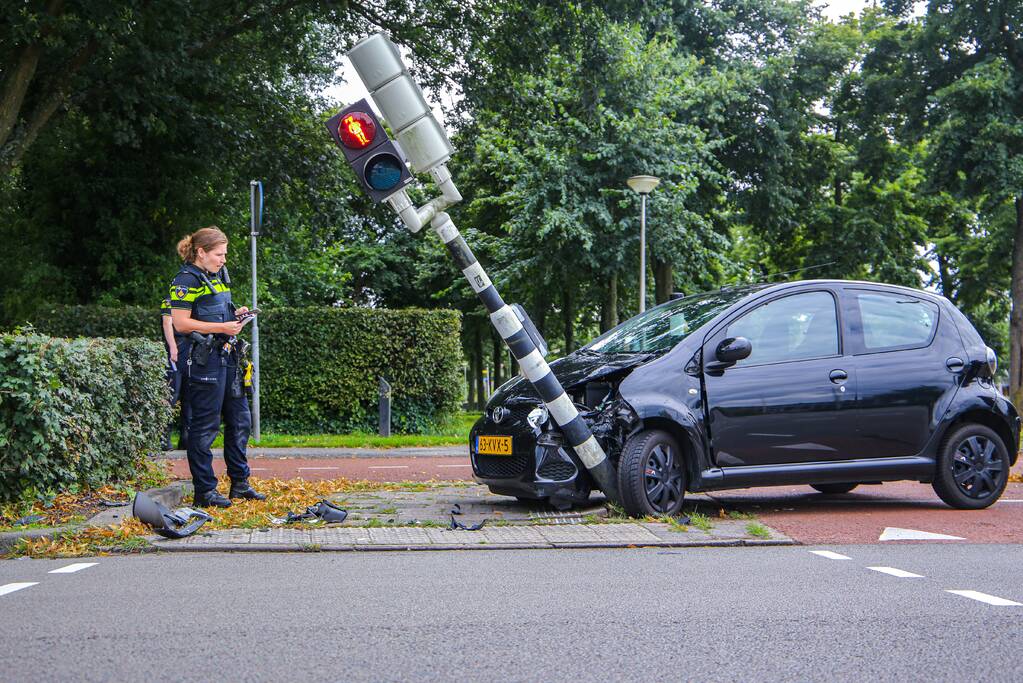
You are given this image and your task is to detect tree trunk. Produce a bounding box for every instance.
[1010,197,1023,414]
[474,323,485,409]
[834,119,843,207]
[0,0,63,149]
[492,333,503,388]
[936,251,955,302]
[532,287,550,343]
[467,326,478,409]
[562,287,574,353]
[600,272,619,332]
[654,259,673,305]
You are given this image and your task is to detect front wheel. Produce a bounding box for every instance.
[617,430,686,517]
[931,424,1009,510]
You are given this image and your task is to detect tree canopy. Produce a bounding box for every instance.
[1,0,1019,408]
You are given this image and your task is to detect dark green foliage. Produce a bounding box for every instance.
[0,331,169,503]
[33,305,464,434]
[259,307,463,434]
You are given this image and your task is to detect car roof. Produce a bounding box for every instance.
[747,278,947,305]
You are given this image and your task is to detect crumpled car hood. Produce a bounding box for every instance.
[488,351,652,406]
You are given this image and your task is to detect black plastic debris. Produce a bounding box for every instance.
[448,515,486,531]
[268,500,348,525]
[132,492,212,539]
[12,514,45,526]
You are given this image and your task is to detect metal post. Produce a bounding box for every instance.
[639,193,647,313]
[430,211,620,502]
[249,180,262,442]
[379,377,392,437]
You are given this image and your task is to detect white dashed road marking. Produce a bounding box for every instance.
[437,464,471,468]
[878,527,965,541]
[48,562,98,574]
[368,466,409,470]
[297,467,340,471]
[868,566,924,578]
[0,583,38,596]
[946,590,1022,606]
[810,550,852,560]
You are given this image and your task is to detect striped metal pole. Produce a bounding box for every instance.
[431,212,620,502]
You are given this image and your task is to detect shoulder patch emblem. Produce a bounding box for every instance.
[173,285,188,300]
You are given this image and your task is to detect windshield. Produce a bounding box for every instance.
[585,286,763,354]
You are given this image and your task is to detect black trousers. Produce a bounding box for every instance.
[185,353,251,495]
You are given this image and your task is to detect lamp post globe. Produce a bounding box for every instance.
[627,175,660,313]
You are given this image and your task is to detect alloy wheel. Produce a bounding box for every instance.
[643,443,684,513]
[951,435,1004,499]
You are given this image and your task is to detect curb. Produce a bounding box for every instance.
[150,536,796,553]
[0,482,189,553]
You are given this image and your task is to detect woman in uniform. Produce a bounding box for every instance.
[167,226,265,508]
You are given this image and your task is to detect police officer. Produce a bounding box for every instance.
[167,226,265,508]
[160,297,190,450]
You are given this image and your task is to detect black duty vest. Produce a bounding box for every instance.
[182,263,234,326]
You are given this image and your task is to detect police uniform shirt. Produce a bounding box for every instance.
[168,268,230,313]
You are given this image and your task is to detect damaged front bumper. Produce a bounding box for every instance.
[469,397,640,507]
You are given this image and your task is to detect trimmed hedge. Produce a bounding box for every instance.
[34,305,464,434]
[0,331,169,503]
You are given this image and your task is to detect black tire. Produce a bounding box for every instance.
[617,430,686,517]
[932,423,1009,510]
[811,483,858,494]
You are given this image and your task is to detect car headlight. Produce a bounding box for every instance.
[527,405,548,429]
[986,346,997,377]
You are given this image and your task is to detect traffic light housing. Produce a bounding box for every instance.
[325,98,413,203]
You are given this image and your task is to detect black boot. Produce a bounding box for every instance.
[194,489,232,508]
[229,479,266,501]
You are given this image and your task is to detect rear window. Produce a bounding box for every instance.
[855,292,938,351]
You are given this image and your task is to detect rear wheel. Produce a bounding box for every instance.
[617,430,686,517]
[932,424,1009,510]
[811,483,858,494]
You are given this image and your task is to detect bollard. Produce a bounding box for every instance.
[379,377,391,437]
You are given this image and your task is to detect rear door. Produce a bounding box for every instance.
[841,287,965,457]
[703,288,858,467]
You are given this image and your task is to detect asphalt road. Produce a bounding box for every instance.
[2,545,1021,681]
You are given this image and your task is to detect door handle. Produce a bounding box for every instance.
[829,369,848,384]
[946,357,965,372]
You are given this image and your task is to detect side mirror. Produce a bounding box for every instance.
[706,337,752,371]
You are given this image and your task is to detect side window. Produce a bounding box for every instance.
[725,291,839,366]
[855,292,938,352]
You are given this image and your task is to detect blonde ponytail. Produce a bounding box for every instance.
[176,226,228,263]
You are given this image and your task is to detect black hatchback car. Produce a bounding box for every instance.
[469,280,1020,517]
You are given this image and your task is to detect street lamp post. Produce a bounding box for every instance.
[627,175,660,313]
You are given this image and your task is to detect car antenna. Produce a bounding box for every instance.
[756,261,837,284]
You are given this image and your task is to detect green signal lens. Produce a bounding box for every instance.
[365,154,404,191]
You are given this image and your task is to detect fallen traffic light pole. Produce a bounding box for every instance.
[326,32,620,503]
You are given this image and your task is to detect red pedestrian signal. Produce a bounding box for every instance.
[324,99,413,203]
[338,112,376,149]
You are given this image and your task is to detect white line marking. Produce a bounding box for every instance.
[810,550,852,560]
[48,562,98,574]
[997,499,1023,503]
[437,464,471,468]
[0,583,38,596]
[946,590,1022,606]
[250,468,269,471]
[368,466,409,470]
[868,566,924,578]
[879,527,965,541]
[297,467,341,471]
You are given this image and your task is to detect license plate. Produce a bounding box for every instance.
[477,435,512,455]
